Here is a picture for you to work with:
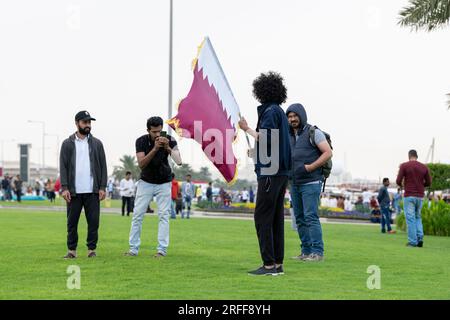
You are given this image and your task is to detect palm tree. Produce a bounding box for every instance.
[399,1,450,111]
[198,167,212,181]
[113,155,140,181]
[399,0,450,31]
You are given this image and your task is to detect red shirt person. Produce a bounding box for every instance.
[170,174,180,219]
[396,150,432,248]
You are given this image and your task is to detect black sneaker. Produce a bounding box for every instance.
[417,240,424,248]
[276,266,285,275]
[248,266,278,276]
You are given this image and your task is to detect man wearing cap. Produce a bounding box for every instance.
[60,111,108,259]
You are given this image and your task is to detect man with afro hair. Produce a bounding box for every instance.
[239,71,291,276]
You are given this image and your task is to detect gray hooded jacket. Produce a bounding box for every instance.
[286,104,324,185]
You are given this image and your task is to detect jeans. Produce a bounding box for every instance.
[290,182,324,256]
[403,197,424,246]
[170,200,177,219]
[182,196,192,219]
[129,180,171,255]
[380,205,392,232]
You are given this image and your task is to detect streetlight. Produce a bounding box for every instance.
[0,139,16,168]
[28,120,46,170]
[168,0,174,134]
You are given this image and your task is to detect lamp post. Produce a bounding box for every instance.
[168,0,174,134]
[28,120,46,170]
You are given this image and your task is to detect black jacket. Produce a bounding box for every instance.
[60,133,108,195]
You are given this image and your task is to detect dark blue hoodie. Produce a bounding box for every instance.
[254,103,291,179]
[286,103,324,185]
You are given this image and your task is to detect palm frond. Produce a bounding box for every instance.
[399,0,450,31]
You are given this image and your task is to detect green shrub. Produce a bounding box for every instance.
[396,200,450,237]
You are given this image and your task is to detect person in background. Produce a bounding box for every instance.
[377,178,396,234]
[393,188,402,214]
[344,197,353,212]
[370,196,379,210]
[362,188,371,209]
[170,174,180,219]
[206,182,213,207]
[396,149,432,248]
[329,196,338,208]
[34,180,42,197]
[182,174,195,219]
[46,179,56,203]
[175,190,183,217]
[120,171,135,217]
[249,186,255,203]
[54,176,61,196]
[241,187,249,204]
[107,180,115,199]
[13,175,23,203]
[1,174,11,201]
[337,196,345,210]
[196,185,203,204]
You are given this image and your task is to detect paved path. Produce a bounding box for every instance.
[0,204,378,226]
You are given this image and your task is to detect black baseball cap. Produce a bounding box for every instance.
[75,111,96,122]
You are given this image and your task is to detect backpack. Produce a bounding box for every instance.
[308,125,333,191]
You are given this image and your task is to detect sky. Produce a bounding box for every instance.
[0,0,449,182]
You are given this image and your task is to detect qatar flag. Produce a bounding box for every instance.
[168,37,241,184]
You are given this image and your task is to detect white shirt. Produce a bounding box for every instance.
[329,198,338,208]
[362,191,371,204]
[75,134,94,194]
[120,178,135,197]
[344,199,353,211]
[242,190,249,201]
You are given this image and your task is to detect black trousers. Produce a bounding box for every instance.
[254,175,288,266]
[122,196,133,216]
[67,193,100,251]
[15,190,21,203]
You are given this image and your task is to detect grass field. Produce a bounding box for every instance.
[0,199,156,210]
[0,208,450,300]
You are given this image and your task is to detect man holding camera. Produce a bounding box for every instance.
[125,117,182,258]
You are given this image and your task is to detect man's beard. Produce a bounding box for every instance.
[78,127,91,135]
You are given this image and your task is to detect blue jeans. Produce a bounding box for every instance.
[290,182,324,255]
[129,180,171,255]
[182,196,192,219]
[380,205,392,232]
[403,197,424,246]
[170,200,177,219]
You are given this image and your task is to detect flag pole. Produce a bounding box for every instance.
[168,0,174,135]
[238,113,252,150]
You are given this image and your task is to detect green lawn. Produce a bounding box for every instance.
[0,209,449,300]
[0,199,156,210]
